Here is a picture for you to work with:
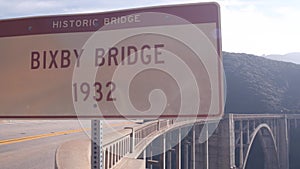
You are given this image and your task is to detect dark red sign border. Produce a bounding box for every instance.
[0,2,223,119]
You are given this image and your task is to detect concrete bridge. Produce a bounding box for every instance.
[55,114,300,169]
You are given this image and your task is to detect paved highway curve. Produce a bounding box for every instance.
[0,120,137,169]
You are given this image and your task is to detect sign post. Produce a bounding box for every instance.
[91,120,103,169]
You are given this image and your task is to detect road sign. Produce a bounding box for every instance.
[0,2,223,119]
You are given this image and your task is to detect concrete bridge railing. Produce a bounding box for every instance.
[55,119,177,169]
[103,119,175,168]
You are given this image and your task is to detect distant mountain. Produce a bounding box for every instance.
[223,52,300,114]
[263,53,300,65]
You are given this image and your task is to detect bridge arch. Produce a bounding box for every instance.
[242,123,279,169]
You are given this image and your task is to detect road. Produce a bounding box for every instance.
[0,120,138,169]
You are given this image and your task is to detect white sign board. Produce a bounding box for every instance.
[0,3,223,119]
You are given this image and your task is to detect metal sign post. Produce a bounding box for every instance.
[91,120,103,169]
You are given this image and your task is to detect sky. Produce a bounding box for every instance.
[0,0,299,56]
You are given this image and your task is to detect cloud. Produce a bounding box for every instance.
[0,0,124,18]
[0,0,299,55]
[220,1,300,55]
[0,0,206,19]
[0,0,63,18]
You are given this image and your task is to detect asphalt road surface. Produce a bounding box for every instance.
[0,120,137,169]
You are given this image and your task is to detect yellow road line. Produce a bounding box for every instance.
[0,128,89,145]
[0,121,134,145]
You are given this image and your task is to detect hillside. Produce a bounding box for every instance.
[223,52,300,113]
[264,53,300,65]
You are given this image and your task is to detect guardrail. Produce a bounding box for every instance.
[102,119,174,169]
[54,119,176,169]
[102,129,131,169]
[101,117,224,168]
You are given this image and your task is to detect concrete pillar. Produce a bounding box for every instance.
[124,127,135,153]
[239,121,244,168]
[183,140,189,169]
[166,132,172,169]
[143,149,146,165]
[272,120,278,158]
[176,129,181,169]
[247,120,250,144]
[160,134,166,169]
[167,150,172,169]
[146,143,153,169]
[191,125,196,169]
[207,114,236,169]
[204,126,209,169]
[194,125,205,169]
[278,116,289,169]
